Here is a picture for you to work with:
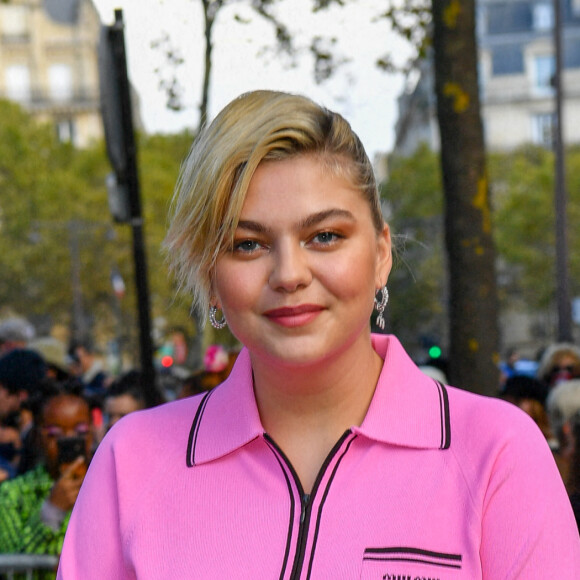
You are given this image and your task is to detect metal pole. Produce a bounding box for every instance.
[109,10,159,406]
[68,220,86,342]
[553,0,573,341]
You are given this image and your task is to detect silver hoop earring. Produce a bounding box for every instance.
[374,286,389,330]
[209,306,227,330]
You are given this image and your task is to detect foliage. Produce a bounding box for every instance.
[490,145,580,311]
[312,0,431,73]
[0,100,201,361]
[380,144,445,360]
[382,143,580,356]
[152,0,293,125]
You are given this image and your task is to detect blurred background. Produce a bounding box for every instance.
[1,0,580,396]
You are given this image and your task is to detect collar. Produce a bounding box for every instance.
[187,335,450,467]
[353,334,450,450]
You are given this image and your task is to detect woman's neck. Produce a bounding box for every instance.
[250,336,384,492]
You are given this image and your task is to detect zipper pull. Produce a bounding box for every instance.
[301,494,310,523]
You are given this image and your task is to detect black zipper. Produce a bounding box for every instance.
[265,430,353,580]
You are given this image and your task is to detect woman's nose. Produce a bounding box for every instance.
[268,241,312,292]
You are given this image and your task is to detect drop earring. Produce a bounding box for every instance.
[209,305,227,330]
[374,286,389,330]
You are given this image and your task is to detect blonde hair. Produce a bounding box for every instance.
[164,90,383,315]
[537,343,580,383]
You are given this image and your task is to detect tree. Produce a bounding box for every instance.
[491,145,580,317]
[383,143,580,361]
[153,0,291,127]
[0,100,204,364]
[381,144,446,360]
[431,0,499,394]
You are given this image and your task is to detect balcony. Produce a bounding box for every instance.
[1,86,100,114]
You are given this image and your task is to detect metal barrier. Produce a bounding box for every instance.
[0,554,59,580]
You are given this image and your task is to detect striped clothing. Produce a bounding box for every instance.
[0,464,70,562]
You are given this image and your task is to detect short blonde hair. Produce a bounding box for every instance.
[164,90,383,315]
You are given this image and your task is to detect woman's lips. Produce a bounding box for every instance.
[264,305,324,327]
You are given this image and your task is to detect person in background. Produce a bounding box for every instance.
[103,371,147,432]
[569,411,580,531]
[177,346,239,399]
[0,317,35,355]
[58,90,579,578]
[0,349,48,476]
[30,337,71,383]
[546,379,580,494]
[537,342,580,390]
[67,339,109,447]
[0,417,21,483]
[67,339,109,404]
[0,387,92,560]
[499,374,554,446]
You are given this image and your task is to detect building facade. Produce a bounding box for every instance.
[394,0,580,154]
[0,0,102,148]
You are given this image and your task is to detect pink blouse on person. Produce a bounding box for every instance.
[57,334,580,579]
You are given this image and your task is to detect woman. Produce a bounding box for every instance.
[58,91,579,578]
[537,342,580,390]
[0,387,91,558]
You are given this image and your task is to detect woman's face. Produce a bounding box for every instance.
[213,155,391,369]
[41,395,92,478]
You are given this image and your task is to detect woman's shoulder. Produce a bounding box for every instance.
[444,384,553,464]
[447,384,540,436]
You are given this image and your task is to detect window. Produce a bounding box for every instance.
[488,4,532,35]
[477,6,488,38]
[531,113,554,147]
[564,38,580,68]
[533,3,553,30]
[48,64,73,101]
[5,65,30,102]
[0,6,28,37]
[573,0,580,17]
[533,55,555,94]
[492,45,524,75]
[56,119,75,144]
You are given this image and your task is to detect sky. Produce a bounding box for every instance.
[92,0,412,160]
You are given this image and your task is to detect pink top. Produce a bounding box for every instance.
[58,335,580,579]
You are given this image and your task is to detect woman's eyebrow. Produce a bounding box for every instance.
[236,220,270,234]
[236,209,355,234]
[300,209,356,229]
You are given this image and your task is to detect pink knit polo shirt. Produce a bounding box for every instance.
[58,335,580,578]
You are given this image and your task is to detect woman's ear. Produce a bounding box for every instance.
[375,223,392,289]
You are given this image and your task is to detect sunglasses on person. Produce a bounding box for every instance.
[550,364,575,375]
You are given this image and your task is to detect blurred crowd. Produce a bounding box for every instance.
[1,312,579,566]
[495,341,580,529]
[0,316,238,566]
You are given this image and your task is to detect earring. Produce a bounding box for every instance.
[209,306,227,330]
[374,286,389,330]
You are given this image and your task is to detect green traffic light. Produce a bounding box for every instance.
[428,345,442,359]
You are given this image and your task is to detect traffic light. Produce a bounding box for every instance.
[428,345,442,360]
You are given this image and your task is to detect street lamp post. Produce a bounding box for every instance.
[553,0,572,341]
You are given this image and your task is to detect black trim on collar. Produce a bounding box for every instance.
[435,380,451,450]
[186,389,214,467]
[264,437,296,580]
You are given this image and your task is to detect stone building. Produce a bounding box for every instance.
[0,0,102,148]
[394,0,580,154]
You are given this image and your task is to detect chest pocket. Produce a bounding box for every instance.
[360,546,463,580]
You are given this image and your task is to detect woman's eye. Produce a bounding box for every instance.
[311,231,340,245]
[233,239,261,253]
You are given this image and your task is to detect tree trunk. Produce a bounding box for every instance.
[432,0,500,395]
[200,0,220,129]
